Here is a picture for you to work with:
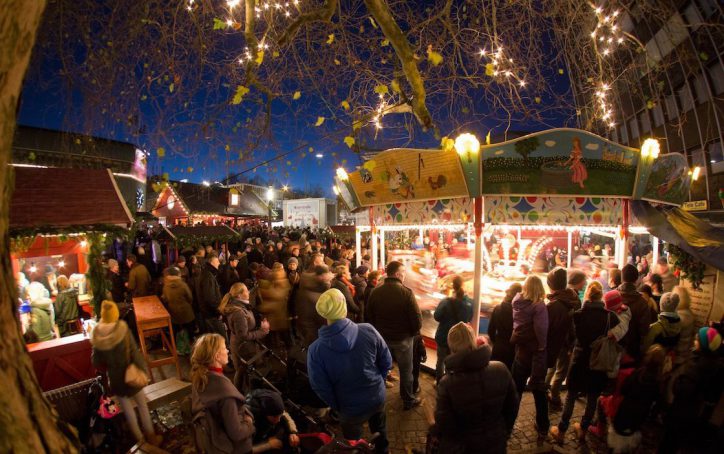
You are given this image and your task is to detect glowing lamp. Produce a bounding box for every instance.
[58,261,65,268]
[30,264,37,273]
[282,185,289,192]
[333,186,340,196]
[336,167,349,181]
[266,187,274,201]
[640,138,660,159]
[692,166,701,181]
[454,133,481,163]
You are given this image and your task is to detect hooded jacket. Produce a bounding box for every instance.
[29,296,56,342]
[434,295,473,348]
[54,288,80,337]
[511,295,548,353]
[618,282,653,362]
[192,371,255,454]
[642,314,681,351]
[307,319,392,418]
[91,320,147,397]
[366,277,422,343]
[545,288,581,367]
[488,299,515,370]
[435,345,518,454]
[162,275,195,325]
[294,271,330,346]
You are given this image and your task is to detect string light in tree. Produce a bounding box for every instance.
[595,82,616,129]
[590,5,624,57]
[478,43,527,89]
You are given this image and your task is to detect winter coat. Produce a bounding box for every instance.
[488,300,515,370]
[612,368,662,436]
[545,288,581,367]
[307,319,392,418]
[331,277,361,322]
[433,295,473,348]
[197,262,222,318]
[218,264,240,295]
[246,390,298,448]
[91,320,147,397]
[643,314,681,352]
[162,275,195,325]
[192,371,255,454]
[54,288,79,337]
[263,251,278,269]
[128,263,152,297]
[223,298,266,362]
[108,270,126,303]
[511,295,548,359]
[435,345,518,454]
[567,300,619,394]
[351,274,368,317]
[29,296,56,342]
[294,271,329,346]
[674,308,696,366]
[258,268,291,331]
[618,283,653,362]
[366,277,422,343]
[247,248,264,265]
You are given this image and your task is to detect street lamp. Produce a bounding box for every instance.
[266,187,274,228]
[454,133,481,163]
[640,138,660,159]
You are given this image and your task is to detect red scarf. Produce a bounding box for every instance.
[209,366,223,374]
[341,276,356,296]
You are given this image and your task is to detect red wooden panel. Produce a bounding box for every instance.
[27,334,96,391]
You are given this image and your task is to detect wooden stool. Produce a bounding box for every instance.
[132,296,180,382]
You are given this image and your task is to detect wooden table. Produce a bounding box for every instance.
[27,334,96,391]
[132,296,180,382]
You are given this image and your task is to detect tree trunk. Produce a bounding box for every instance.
[0,1,80,452]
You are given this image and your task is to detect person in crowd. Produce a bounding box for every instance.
[660,327,723,453]
[510,275,549,440]
[258,262,292,347]
[175,255,190,283]
[137,246,155,279]
[295,265,332,347]
[191,333,255,454]
[550,281,619,443]
[638,284,659,320]
[367,261,423,410]
[196,253,226,338]
[218,255,241,295]
[91,300,162,445]
[618,264,653,365]
[54,275,80,337]
[194,246,206,268]
[286,257,300,288]
[263,243,278,269]
[593,345,666,453]
[433,275,473,382]
[642,292,681,353]
[237,243,252,282]
[26,281,57,342]
[544,267,582,409]
[647,274,664,306]
[363,271,380,320]
[246,389,300,453]
[107,258,126,303]
[608,268,622,293]
[127,253,152,297]
[40,264,58,296]
[433,322,518,453]
[351,266,369,322]
[604,290,631,345]
[673,286,695,367]
[248,242,265,265]
[331,264,361,322]
[653,257,676,293]
[307,289,392,453]
[161,266,196,343]
[488,282,521,371]
[306,252,325,272]
[221,283,270,393]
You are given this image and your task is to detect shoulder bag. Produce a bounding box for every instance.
[589,312,623,374]
[124,334,150,388]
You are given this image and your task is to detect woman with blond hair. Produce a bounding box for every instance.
[510,275,549,440]
[433,322,518,453]
[54,275,80,337]
[191,333,255,454]
[221,283,270,393]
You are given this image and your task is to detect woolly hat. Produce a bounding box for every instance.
[567,270,587,287]
[659,292,680,317]
[287,257,299,266]
[355,265,369,276]
[622,264,639,283]
[252,389,285,417]
[698,327,722,352]
[604,290,623,312]
[107,258,119,269]
[316,288,347,321]
[547,267,568,292]
[100,300,120,324]
[167,266,181,277]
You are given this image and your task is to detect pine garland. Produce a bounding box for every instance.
[666,244,706,289]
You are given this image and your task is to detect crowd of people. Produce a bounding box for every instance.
[20,224,722,453]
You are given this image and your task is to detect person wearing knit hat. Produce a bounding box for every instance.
[90,300,161,445]
[246,389,300,450]
[697,326,722,352]
[286,256,300,288]
[642,292,681,352]
[547,267,568,292]
[604,289,631,342]
[621,264,639,284]
[307,294,392,453]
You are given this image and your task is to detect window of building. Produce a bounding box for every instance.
[665,94,679,120]
[652,104,665,127]
[629,117,640,140]
[639,110,651,133]
[678,85,694,113]
[230,192,239,206]
[684,3,703,30]
[620,12,635,33]
[693,74,710,104]
[620,123,629,144]
[611,127,619,143]
[697,0,719,18]
[708,63,724,95]
[710,141,724,174]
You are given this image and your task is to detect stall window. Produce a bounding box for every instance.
[710,141,724,174]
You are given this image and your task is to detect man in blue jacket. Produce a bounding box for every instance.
[307,288,392,453]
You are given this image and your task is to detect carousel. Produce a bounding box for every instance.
[335,128,695,342]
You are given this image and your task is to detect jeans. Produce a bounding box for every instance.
[118,391,154,442]
[435,345,450,383]
[387,337,415,404]
[545,347,572,401]
[558,390,599,433]
[512,357,549,433]
[339,406,388,454]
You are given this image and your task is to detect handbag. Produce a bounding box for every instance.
[124,334,149,388]
[589,313,623,373]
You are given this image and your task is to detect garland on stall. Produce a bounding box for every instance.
[666,244,706,289]
[10,224,129,253]
[86,231,112,317]
[173,233,240,249]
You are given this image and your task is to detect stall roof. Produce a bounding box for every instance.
[10,167,134,230]
[632,200,724,271]
[173,182,268,217]
[168,225,239,237]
